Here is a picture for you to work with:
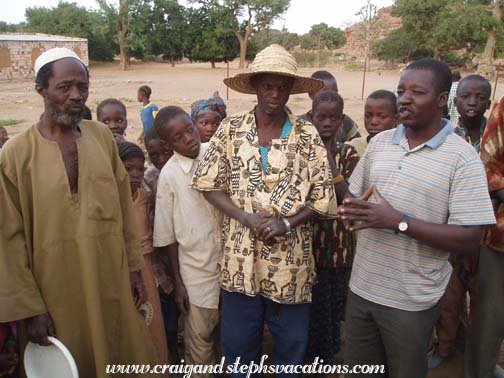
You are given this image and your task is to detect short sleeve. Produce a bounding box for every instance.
[305,133,338,216]
[153,169,177,247]
[192,122,229,191]
[448,157,495,226]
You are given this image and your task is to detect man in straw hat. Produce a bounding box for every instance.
[0,47,157,376]
[192,44,337,374]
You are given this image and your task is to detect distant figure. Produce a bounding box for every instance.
[299,70,362,143]
[350,90,398,157]
[138,85,159,136]
[191,91,227,143]
[447,71,462,122]
[97,98,128,141]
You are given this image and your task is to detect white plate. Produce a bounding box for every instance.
[24,336,79,378]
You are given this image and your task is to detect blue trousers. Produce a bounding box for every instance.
[220,290,310,378]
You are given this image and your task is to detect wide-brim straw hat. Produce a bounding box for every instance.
[224,44,324,95]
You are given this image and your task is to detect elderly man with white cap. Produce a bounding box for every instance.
[0,48,156,376]
[192,44,337,375]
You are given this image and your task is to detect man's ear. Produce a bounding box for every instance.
[438,90,449,109]
[35,84,46,97]
[487,99,492,110]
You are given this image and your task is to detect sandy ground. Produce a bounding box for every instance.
[1,61,504,376]
[5,60,503,140]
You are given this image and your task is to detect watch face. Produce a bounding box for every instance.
[398,222,408,232]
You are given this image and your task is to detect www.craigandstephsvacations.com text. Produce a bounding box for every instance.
[105,355,385,376]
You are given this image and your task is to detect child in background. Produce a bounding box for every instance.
[141,127,180,365]
[138,85,159,136]
[153,106,222,377]
[306,91,360,365]
[350,90,398,157]
[191,91,227,143]
[0,323,17,377]
[453,74,492,151]
[97,98,128,141]
[116,140,169,369]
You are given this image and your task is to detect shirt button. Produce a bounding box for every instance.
[398,166,402,170]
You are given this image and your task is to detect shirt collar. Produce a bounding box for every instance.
[173,143,207,174]
[391,118,453,150]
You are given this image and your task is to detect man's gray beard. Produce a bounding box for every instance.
[47,100,83,129]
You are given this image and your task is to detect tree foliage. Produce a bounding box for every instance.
[185,4,239,67]
[25,2,115,61]
[194,0,291,68]
[374,0,495,63]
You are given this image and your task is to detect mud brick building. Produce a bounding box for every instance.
[0,33,88,80]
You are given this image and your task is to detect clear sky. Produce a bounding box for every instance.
[2,0,394,34]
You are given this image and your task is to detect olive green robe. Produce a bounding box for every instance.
[0,121,156,377]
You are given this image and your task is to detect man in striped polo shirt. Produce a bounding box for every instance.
[338,59,495,378]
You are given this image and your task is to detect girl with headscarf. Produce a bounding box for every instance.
[191,91,227,143]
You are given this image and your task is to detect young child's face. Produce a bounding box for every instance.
[455,80,491,123]
[162,113,201,159]
[123,157,145,194]
[146,138,173,170]
[195,112,221,143]
[98,104,128,136]
[364,98,398,138]
[312,101,342,142]
[137,90,145,102]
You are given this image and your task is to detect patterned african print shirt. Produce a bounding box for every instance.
[192,108,337,304]
[313,143,359,269]
[481,96,504,253]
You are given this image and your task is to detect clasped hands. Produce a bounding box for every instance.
[243,206,287,244]
[338,185,403,232]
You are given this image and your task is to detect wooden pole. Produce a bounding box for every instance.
[226,62,230,101]
[361,58,367,100]
[492,63,501,102]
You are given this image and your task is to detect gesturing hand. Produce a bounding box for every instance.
[26,313,56,346]
[338,185,402,232]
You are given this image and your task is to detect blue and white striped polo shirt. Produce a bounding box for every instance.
[348,120,495,311]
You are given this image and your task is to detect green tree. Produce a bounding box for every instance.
[151,0,187,65]
[477,0,503,77]
[374,0,494,63]
[194,0,290,68]
[97,0,137,70]
[250,27,298,52]
[25,2,115,61]
[300,23,346,67]
[0,22,24,32]
[185,4,239,67]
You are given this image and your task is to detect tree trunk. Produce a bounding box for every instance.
[316,33,321,68]
[211,61,216,69]
[119,36,128,71]
[478,1,502,79]
[171,59,175,67]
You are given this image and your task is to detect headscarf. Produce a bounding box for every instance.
[191,91,227,122]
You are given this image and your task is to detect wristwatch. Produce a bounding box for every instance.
[395,214,410,234]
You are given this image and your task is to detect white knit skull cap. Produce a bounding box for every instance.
[34,47,84,76]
